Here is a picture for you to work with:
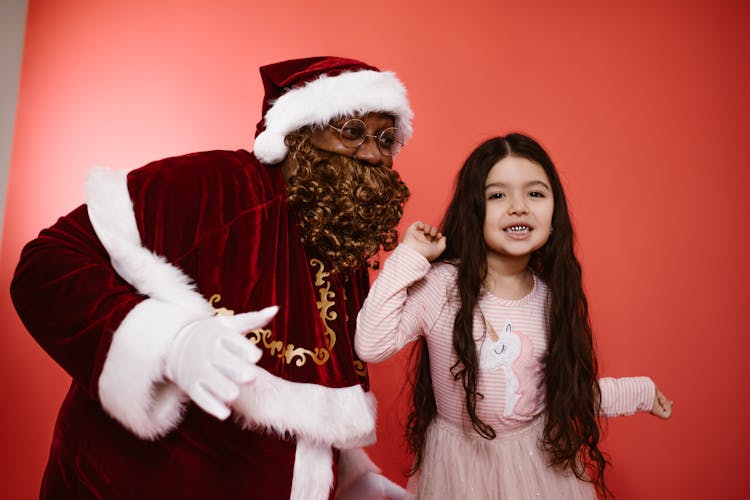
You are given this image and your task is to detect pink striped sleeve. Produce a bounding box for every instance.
[355,244,434,363]
[598,376,656,417]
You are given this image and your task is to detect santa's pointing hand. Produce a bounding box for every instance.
[165,306,278,420]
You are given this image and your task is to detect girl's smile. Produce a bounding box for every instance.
[503,224,534,239]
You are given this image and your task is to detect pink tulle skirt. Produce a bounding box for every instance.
[406,416,597,500]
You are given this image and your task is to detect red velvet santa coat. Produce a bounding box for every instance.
[11,150,377,500]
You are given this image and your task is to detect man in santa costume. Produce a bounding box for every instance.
[11,56,412,500]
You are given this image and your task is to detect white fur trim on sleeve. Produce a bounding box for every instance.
[98,299,198,439]
[86,167,216,437]
[254,69,413,165]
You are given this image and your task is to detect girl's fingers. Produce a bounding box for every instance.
[406,221,443,243]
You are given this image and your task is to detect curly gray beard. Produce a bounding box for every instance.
[285,133,410,274]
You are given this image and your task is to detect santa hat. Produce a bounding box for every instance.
[253,56,413,165]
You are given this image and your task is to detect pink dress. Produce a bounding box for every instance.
[356,244,655,499]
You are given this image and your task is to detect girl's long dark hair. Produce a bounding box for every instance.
[405,134,610,496]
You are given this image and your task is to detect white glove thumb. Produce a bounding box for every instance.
[217,307,280,333]
[165,305,278,420]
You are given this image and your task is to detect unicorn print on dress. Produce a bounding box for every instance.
[478,321,536,418]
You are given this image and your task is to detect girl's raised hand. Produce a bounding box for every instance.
[403,221,447,262]
[651,386,673,419]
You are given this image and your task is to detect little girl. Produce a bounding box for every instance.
[355,134,672,499]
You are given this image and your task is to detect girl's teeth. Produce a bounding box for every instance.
[507,225,528,232]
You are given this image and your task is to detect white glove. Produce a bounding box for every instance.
[165,306,278,420]
[336,471,406,500]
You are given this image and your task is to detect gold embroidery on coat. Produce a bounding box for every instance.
[247,328,331,367]
[246,258,339,368]
[209,294,235,316]
[310,258,337,350]
[209,275,362,374]
[353,360,368,377]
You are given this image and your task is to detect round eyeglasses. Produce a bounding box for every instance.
[327,119,404,156]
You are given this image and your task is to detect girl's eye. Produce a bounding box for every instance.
[529,191,545,198]
[488,193,505,200]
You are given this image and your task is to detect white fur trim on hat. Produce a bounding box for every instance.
[254,69,413,164]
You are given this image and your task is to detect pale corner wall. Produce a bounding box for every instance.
[0,0,29,249]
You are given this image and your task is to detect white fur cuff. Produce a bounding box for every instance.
[98,298,201,439]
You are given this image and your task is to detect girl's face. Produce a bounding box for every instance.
[483,155,554,264]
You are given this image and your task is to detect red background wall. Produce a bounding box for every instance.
[2,1,749,498]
